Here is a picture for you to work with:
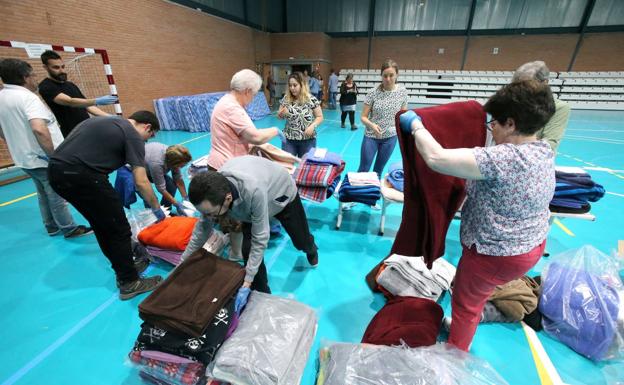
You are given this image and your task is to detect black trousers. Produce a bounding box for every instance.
[341,111,355,125]
[48,162,138,283]
[241,193,316,293]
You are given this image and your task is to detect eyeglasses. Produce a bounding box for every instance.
[205,195,227,219]
[486,118,497,132]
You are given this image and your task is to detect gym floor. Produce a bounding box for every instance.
[0,105,622,385]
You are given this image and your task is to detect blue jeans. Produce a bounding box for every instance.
[23,167,77,235]
[357,135,398,177]
[328,91,337,109]
[282,138,317,158]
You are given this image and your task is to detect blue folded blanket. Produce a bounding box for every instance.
[339,175,381,205]
[304,147,342,167]
[387,162,404,192]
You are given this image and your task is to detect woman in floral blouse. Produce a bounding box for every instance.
[401,80,556,352]
[278,72,324,157]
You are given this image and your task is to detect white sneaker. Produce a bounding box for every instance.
[442,316,452,332]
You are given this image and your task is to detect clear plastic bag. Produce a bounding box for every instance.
[210,291,317,385]
[316,342,508,385]
[539,245,624,362]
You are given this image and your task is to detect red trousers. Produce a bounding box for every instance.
[447,240,545,351]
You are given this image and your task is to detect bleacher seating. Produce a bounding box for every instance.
[339,69,624,110]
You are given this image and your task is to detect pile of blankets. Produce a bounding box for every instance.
[137,217,227,265]
[375,254,455,301]
[129,249,245,385]
[210,291,317,385]
[154,91,270,132]
[338,172,381,206]
[293,148,345,203]
[550,166,605,214]
[386,162,404,192]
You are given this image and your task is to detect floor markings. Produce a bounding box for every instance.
[553,218,575,237]
[522,322,564,385]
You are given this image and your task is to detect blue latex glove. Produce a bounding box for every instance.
[95,95,118,106]
[152,207,166,223]
[173,201,188,216]
[276,129,286,144]
[399,110,422,134]
[234,286,251,314]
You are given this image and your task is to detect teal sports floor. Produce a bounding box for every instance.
[0,105,623,385]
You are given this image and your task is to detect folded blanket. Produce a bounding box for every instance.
[211,291,317,385]
[304,147,342,166]
[147,246,183,265]
[387,162,404,192]
[128,350,206,385]
[347,171,380,186]
[362,296,443,348]
[135,296,235,365]
[139,217,198,251]
[139,249,245,337]
[376,254,455,301]
[294,158,334,187]
[298,160,345,203]
[338,174,381,205]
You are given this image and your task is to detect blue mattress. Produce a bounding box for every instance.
[154,91,270,132]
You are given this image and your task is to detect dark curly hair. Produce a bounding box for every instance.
[484,80,556,136]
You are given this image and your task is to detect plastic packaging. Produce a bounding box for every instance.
[210,291,317,385]
[127,207,170,241]
[316,342,508,385]
[539,245,624,362]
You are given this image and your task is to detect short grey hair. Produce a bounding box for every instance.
[230,69,262,92]
[513,61,550,82]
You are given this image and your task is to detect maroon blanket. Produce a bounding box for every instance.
[362,296,443,348]
[366,101,486,290]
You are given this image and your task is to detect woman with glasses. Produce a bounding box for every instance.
[400,80,556,351]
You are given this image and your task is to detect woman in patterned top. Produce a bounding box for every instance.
[278,71,324,157]
[358,59,408,179]
[400,80,556,352]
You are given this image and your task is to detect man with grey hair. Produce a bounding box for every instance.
[513,61,570,153]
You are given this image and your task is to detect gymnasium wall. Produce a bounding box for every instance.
[1,0,268,114]
[330,32,624,72]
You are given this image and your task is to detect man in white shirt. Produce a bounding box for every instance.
[0,58,91,238]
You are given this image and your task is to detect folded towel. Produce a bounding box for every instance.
[387,162,404,192]
[304,147,342,166]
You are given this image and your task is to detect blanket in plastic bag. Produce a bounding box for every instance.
[316,342,508,385]
[210,291,317,385]
[539,245,624,361]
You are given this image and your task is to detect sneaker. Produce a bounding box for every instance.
[47,228,62,236]
[64,225,93,239]
[119,275,163,300]
[442,316,452,332]
[306,250,318,267]
[134,257,150,274]
[340,123,345,128]
[371,203,381,211]
[351,125,357,130]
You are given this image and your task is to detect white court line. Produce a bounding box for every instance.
[1,265,153,385]
[607,191,624,198]
[564,135,624,145]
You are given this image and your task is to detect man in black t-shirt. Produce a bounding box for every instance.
[39,50,118,137]
[48,111,166,300]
